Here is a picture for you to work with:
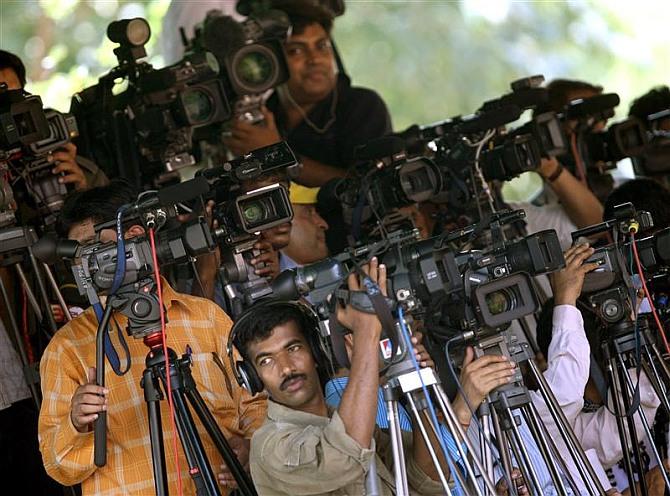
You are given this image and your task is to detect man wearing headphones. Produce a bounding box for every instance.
[229,258,448,495]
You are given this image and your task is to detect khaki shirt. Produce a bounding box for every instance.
[250,400,446,495]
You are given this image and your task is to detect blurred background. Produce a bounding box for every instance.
[2,0,668,198]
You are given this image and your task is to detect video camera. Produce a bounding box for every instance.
[320,75,572,241]
[0,84,79,226]
[274,209,564,342]
[573,203,670,331]
[560,93,648,175]
[72,18,232,188]
[33,177,217,338]
[188,9,291,124]
[198,141,297,315]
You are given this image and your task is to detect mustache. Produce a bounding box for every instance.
[280,373,307,391]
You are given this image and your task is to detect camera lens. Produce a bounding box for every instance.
[182,88,214,125]
[241,198,275,228]
[485,288,517,316]
[232,45,278,93]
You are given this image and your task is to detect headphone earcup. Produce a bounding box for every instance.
[235,359,264,396]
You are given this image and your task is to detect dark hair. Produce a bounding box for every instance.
[0,50,27,87]
[535,78,603,115]
[234,303,313,362]
[57,179,137,237]
[603,178,670,230]
[273,0,334,34]
[629,86,670,125]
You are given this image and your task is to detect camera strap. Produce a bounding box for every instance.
[92,301,130,376]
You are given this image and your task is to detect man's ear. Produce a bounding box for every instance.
[125,224,145,239]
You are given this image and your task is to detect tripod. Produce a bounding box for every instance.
[474,330,605,496]
[380,321,499,496]
[0,224,71,409]
[600,319,670,496]
[93,284,257,496]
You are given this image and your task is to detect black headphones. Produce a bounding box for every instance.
[227,299,330,395]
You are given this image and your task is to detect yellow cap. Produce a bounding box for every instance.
[289,182,320,204]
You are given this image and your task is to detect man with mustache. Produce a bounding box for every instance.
[231,259,449,495]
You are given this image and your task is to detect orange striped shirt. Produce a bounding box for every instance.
[38,280,266,495]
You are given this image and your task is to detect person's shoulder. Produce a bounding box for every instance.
[43,307,98,354]
[344,85,387,107]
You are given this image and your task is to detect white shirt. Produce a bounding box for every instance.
[530,305,613,493]
[508,201,577,251]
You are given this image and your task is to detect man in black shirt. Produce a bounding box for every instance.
[223,4,392,187]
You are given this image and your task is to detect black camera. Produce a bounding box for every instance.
[0,85,80,225]
[383,212,564,336]
[573,203,670,329]
[71,17,232,188]
[190,9,290,124]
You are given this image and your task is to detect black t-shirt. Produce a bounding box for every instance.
[267,75,392,253]
[266,75,393,170]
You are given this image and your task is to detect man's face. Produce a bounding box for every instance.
[246,319,322,409]
[284,23,337,104]
[0,67,22,90]
[285,203,328,264]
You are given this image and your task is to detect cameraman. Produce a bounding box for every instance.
[0,50,108,191]
[281,182,329,269]
[233,258,449,494]
[38,181,267,495]
[223,2,392,187]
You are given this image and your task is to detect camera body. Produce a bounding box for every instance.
[72,18,232,188]
[0,85,80,225]
[190,9,291,124]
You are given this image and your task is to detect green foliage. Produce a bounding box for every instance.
[1,0,667,201]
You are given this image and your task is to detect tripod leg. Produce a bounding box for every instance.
[621,359,670,492]
[42,262,72,321]
[14,264,43,323]
[490,408,516,496]
[605,351,639,496]
[432,385,497,496]
[385,398,410,496]
[503,409,545,496]
[182,371,257,495]
[527,358,603,495]
[26,248,58,333]
[642,346,670,413]
[143,368,168,496]
[522,404,570,495]
[526,401,582,496]
[0,273,40,409]
[614,355,649,495]
[404,394,453,495]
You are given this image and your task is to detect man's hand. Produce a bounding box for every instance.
[335,257,386,340]
[70,367,108,433]
[250,239,280,280]
[410,331,434,369]
[50,142,88,191]
[451,347,515,426]
[551,243,600,306]
[496,468,529,495]
[217,435,250,489]
[223,107,282,156]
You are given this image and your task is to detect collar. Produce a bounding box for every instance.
[157,276,183,311]
[267,399,332,427]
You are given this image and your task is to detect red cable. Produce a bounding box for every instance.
[570,132,587,184]
[631,231,670,355]
[21,288,34,363]
[149,228,183,496]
